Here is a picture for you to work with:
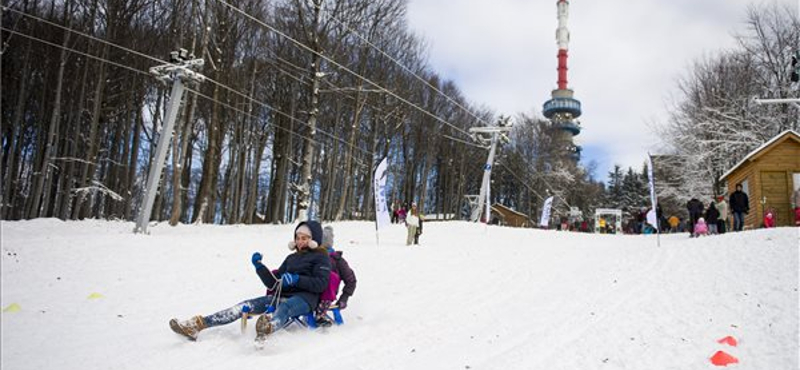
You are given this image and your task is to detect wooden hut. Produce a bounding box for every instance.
[490,203,532,228]
[719,130,800,228]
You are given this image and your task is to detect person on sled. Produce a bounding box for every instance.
[169,221,331,343]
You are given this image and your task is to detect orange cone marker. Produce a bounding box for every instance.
[710,351,739,366]
[717,336,738,347]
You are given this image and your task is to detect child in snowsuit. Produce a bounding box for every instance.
[693,217,709,237]
[169,221,331,343]
[315,226,357,326]
[763,210,775,228]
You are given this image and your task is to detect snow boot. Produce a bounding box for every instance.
[169,315,206,341]
[255,314,275,343]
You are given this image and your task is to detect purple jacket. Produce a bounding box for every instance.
[329,250,357,299]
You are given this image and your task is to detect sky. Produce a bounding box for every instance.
[405,0,798,181]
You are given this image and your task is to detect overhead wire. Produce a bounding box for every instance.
[211,0,478,141]
[6,5,472,167]
[321,7,493,128]
[0,25,373,168]
[8,6,562,207]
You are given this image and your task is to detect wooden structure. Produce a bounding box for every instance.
[490,203,532,228]
[719,130,800,228]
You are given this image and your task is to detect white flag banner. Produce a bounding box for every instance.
[647,154,657,211]
[539,196,554,228]
[373,157,391,230]
[646,154,659,231]
[646,208,657,227]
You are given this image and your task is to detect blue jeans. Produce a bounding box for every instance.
[733,212,745,231]
[204,295,311,330]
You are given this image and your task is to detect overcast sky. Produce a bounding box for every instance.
[405,0,798,181]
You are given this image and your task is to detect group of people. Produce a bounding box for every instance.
[391,200,424,246]
[169,221,357,344]
[683,183,752,237]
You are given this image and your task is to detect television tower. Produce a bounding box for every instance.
[542,0,582,161]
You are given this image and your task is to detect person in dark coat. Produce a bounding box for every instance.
[705,202,720,234]
[169,221,331,343]
[729,184,750,231]
[686,198,704,235]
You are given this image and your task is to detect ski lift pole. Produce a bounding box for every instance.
[134,50,204,234]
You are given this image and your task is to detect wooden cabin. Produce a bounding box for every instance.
[719,130,800,228]
[490,203,532,228]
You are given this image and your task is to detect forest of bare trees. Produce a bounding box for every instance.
[1,0,602,226]
[2,1,795,227]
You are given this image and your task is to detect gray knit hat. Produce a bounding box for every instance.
[322,226,335,248]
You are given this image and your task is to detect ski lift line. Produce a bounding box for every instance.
[212,0,477,142]
[491,150,571,208]
[262,57,410,128]
[443,134,489,150]
[197,77,382,161]
[183,86,374,164]
[1,28,151,77]
[0,4,27,54]
[3,6,173,67]
[321,9,493,129]
[495,162,548,203]
[7,6,452,153]
[3,27,374,170]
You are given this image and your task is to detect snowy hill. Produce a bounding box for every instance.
[2,219,798,369]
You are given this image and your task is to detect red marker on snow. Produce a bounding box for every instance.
[717,336,738,347]
[710,350,739,366]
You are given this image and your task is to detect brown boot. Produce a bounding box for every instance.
[255,314,274,343]
[169,315,206,341]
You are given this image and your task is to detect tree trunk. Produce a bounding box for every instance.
[335,86,365,220]
[72,45,108,220]
[30,25,71,218]
[296,0,323,222]
[2,44,32,220]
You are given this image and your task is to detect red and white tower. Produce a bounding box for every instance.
[543,0,582,161]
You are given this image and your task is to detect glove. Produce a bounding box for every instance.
[281,273,299,286]
[335,295,349,310]
[251,252,263,269]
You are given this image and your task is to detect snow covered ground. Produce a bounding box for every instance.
[2,219,798,370]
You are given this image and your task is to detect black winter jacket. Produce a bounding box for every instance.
[687,199,704,218]
[729,190,749,213]
[255,221,332,310]
[256,249,331,310]
[705,205,720,224]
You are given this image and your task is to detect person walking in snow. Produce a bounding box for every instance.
[405,203,420,245]
[315,226,357,326]
[715,195,729,234]
[729,184,749,232]
[705,201,720,235]
[792,188,800,226]
[414,209,424,244]
[169,221,331,343]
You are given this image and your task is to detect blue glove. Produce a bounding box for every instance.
[251,252,263,269]
[281,273,299,286]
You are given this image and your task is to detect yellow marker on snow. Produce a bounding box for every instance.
[87,293,104,299]
[3,303,21,312]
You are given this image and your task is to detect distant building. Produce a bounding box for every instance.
[490,203,533,228]
[719,130,800,228]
